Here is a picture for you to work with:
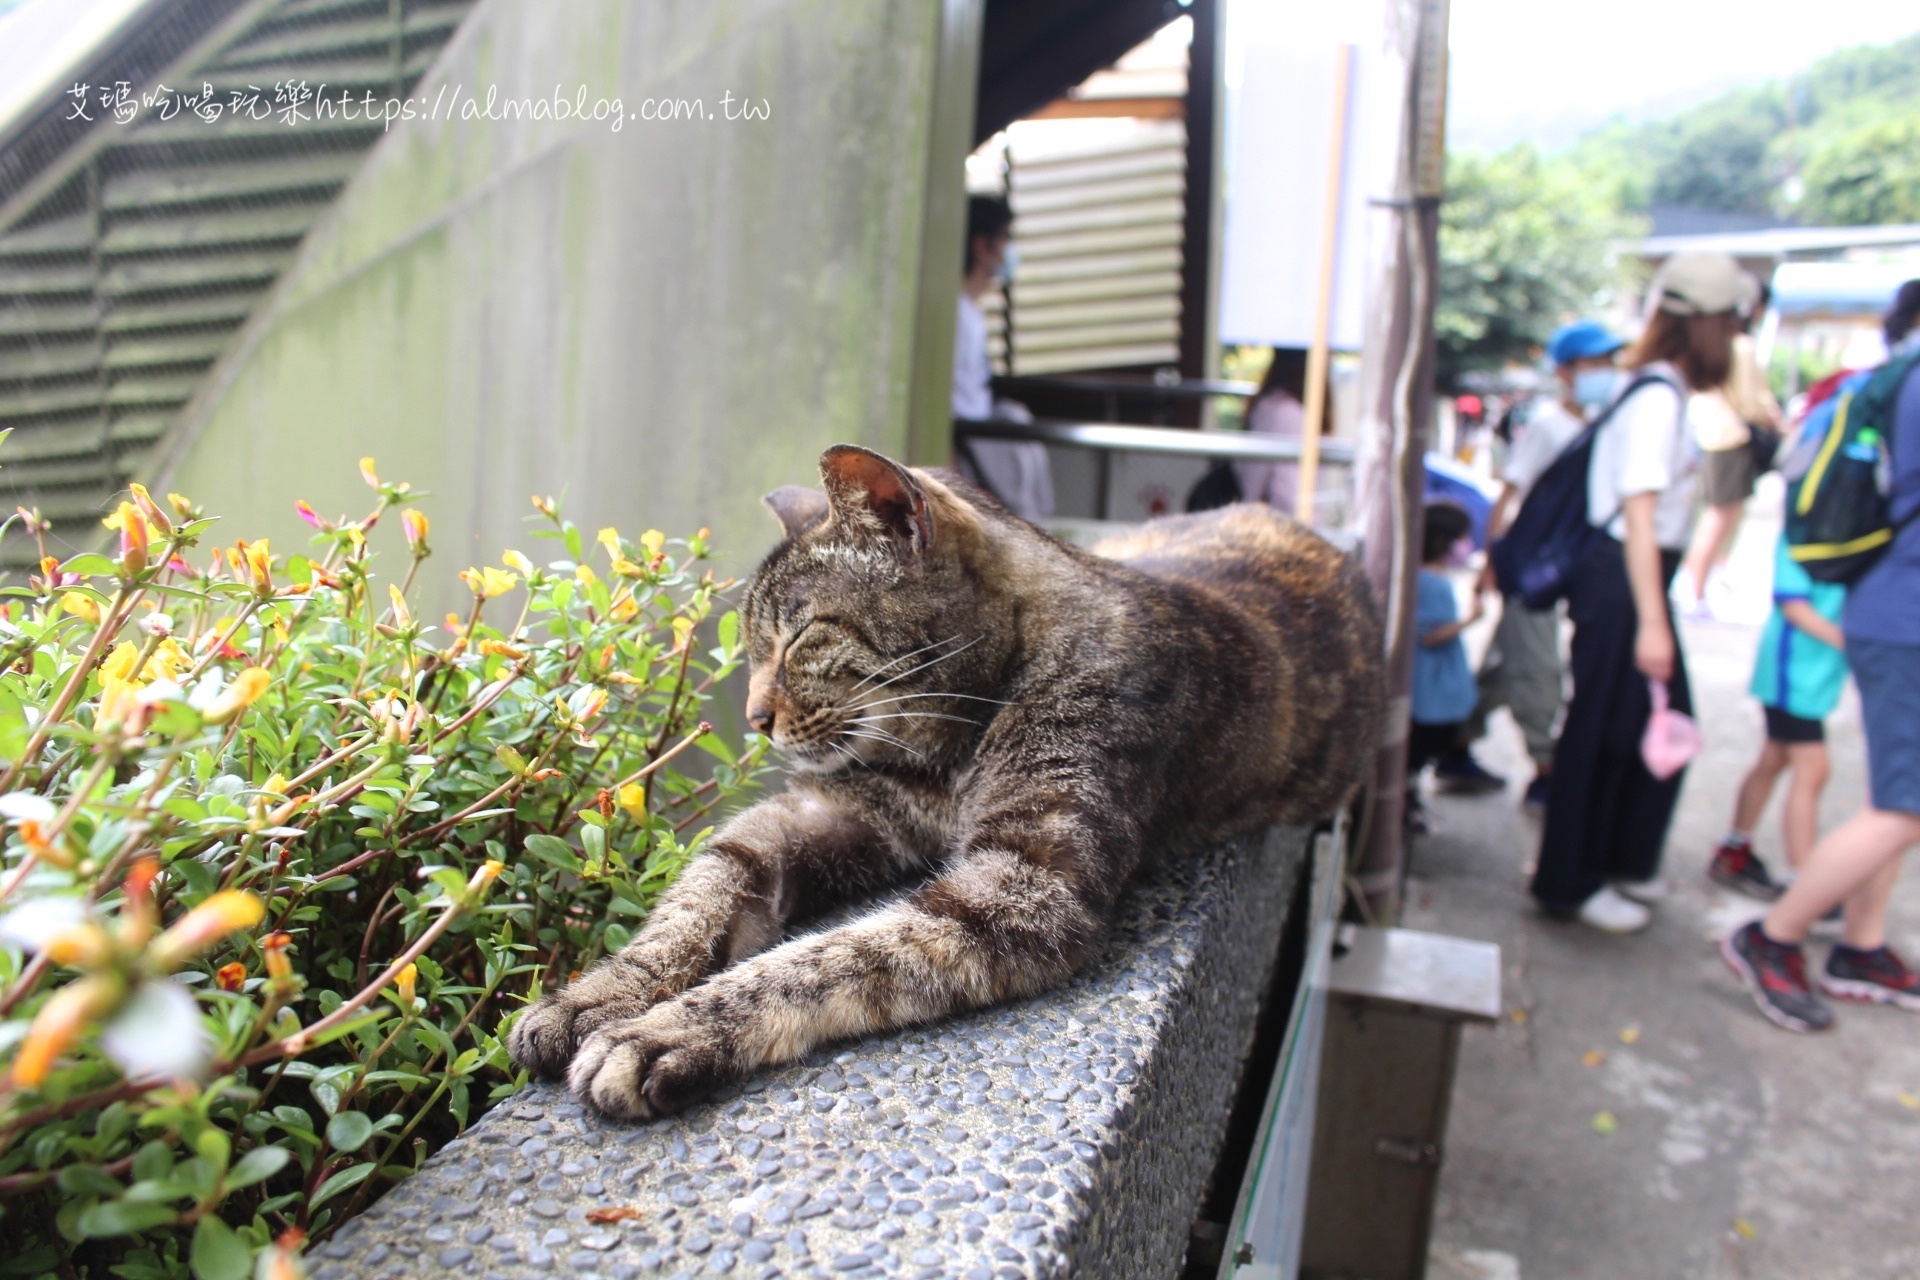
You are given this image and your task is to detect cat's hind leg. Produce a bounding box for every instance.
[566,846,1113,1118]
[507,790,900,1078]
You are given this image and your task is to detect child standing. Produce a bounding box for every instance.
[1709,532,1848,898]
[1407,503,1482,833]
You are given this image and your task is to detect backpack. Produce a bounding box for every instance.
[1489,373,1676,609]
[1784,348,1920,583]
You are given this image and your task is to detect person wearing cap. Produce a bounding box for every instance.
[1530,252,1752,934]
[1461,320,1625,810]
[1675,283,1784,619]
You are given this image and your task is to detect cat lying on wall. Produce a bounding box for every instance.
[507,445,1383,1119]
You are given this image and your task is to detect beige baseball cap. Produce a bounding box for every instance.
[1649,251,1760,317]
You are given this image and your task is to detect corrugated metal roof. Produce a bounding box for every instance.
[0,0,477,561]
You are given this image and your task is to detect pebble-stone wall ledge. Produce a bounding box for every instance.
[320,827,1309,1280]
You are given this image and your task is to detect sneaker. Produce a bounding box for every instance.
[1403,791,1431,835]
[1576,886,1652,934]
[1522,774,1551,812]
[1720,921,1834,1032]
[1820,944,1920,1010]
[1433,749,1507,795]
[1613,876,1667,905]
[1708,842,1782,901]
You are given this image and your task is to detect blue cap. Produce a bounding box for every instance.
[1546,320,1624,367]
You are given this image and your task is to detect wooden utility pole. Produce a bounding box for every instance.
[1350,0,1449,920]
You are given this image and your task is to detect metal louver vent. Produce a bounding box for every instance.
[1005,120,1186,376]
[0,0,479,563]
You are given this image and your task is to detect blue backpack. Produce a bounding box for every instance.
[1490,373,1677,609]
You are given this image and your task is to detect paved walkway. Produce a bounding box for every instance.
[1415,502,1920,1280]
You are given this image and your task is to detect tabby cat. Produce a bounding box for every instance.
[507,445,1383,1118]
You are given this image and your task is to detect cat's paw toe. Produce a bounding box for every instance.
[569,1006,732,1120]
[508,984,660,1079]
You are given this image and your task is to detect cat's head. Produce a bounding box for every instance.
[739,446,1013,773]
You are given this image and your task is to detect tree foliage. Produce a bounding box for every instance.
[1561,30,1920,224]
[1436,146,1642,388]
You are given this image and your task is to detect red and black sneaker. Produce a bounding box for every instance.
[1821,944,1920,1011]
[1721,920,1834,1032]
[1708,841,1782,902]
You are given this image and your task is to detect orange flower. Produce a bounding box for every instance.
[103,502,149,574]
[12,974,118,1087]
[43,924,112,969]
[262,931,293,981]
[234,539,272,594]
[215,962,246,992]
[478,639,526,660]
[148,891,264,971]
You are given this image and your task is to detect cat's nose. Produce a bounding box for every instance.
[748,707,775,734]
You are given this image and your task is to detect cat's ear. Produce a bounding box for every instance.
[818,445,934,552]
[762,485,829,538]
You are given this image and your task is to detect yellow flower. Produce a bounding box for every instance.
[394,962,417,1007]
[127,483,173,535]
[471,859,504,890]
[358,456,381,488]
[609,555,643,577]
[11,974,119,1088]
[234,539,272,594]
[616,783,647,821]
[262,773,288,796]
[501,549,534,577]
[609,595,639,622]
[97,677,143,729]
[387,583,413,628]
[459,566,519,599]
[639,529,665,558]
[100,642,140,683]
[400,508,430,553]
[478,639,526,660]
[201,667,272,725]
[148,891,265,971]
[166,492,195,518]
[149,638,189,682]
[596,527,622,555]
[574,564,598,586]
[61,593,101,624]
[43,923,112,969]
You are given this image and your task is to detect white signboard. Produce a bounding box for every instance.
[1218,0,1399,352]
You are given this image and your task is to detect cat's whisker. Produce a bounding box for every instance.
[846,690,1013,712]
[842,728,924,759]
[848,712,976,726]
[849,635,966,692]
[851,637,979,698]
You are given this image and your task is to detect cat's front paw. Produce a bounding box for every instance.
[567,1000,737,1120]
[507,986,652,1079]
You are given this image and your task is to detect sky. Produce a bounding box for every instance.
[1446,0,1920,152]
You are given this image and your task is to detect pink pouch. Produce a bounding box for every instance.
[1641,680,1701,781]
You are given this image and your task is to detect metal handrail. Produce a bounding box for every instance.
[954,417,1357,464]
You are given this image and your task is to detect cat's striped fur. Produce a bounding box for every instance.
[507,445,1383,1118]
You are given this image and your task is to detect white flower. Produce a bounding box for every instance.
[0,897,87,951]
[101,980,209,1081]
[139,613,175,638]
[0,793,57,824]
[137,679,184,706]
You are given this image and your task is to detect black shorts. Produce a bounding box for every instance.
[1764,706,1825,744]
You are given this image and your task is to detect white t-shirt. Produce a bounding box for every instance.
[952,295,993,420]
[1503,398,1584,498]
[1586,362,1698,550]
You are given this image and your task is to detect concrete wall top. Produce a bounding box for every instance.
[311,828,1308,1280]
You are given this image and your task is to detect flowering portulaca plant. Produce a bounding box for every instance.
[0,453,765,1279]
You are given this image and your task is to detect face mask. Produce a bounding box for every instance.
[994,244,1019,284]
[1571,368,1618,411]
